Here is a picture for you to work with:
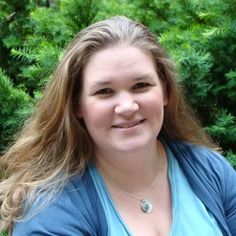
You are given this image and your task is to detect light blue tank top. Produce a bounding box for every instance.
[89,145,223,236]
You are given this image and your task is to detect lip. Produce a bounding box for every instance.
[112,119,145,129]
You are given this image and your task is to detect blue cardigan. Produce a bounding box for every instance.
[13,138,236,235]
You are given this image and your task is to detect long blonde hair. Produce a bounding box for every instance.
[0,16,215,230]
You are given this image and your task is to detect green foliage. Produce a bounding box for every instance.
[0,0,235,167]
[225,150,236,169]
[10,7,70,93]
[61,0,98,32]
[5,0,98,94]
[225,70,236,101]
[0,230,8,236]
[205,110,236,150]
[0,68,32,152]
[0,0,36,79]
[157,0,236,157]
[0,0,98,152]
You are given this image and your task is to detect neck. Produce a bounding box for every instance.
[96,140,163,194]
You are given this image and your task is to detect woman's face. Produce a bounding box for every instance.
[77,45,168,156]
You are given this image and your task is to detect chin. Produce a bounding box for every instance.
[113,139,154,153]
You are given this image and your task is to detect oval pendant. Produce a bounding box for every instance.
[140,199,153,213]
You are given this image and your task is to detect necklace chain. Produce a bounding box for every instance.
[99,148,161,214]
[114,166,159,201]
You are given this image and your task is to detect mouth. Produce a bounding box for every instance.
[112,119,145,129]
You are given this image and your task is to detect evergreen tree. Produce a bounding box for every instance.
[0,0,98,152]
[0,0,235,166]
[0,68,32,151]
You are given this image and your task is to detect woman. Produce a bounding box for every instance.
[0,16,235,236]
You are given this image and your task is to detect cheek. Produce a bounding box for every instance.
[141,90,166,111]
[140,94,166,126]
[144,101,165,118]
[81,101,113,128]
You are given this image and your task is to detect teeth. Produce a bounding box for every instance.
[114,120,142,128]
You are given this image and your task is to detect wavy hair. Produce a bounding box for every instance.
[0,16,215,230]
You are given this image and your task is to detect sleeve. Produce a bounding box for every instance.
[12,196,95,236]
[223,159,236,235]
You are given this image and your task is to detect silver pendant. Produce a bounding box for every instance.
[140,199,153,213]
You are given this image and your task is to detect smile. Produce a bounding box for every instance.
[112,119,145,129]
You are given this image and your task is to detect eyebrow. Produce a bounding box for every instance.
[90,74,155,90]
[90,80,113,91]
[133,75,155,82]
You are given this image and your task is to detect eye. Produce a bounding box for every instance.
[94,88,113,95]
[133,82,150,90]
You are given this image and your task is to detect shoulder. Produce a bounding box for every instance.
[163,137,236,235]
[161,135,236,204]
[163,136,233,177]
[13,169,107,236]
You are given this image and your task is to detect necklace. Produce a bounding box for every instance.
[115,167,159,214]
[100,158,160,214]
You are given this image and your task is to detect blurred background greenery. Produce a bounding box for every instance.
[0,0,235,171]
[0,230,7,236]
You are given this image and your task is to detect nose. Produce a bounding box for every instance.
[114,92,139,116]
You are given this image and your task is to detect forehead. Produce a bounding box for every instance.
[82,45,157,84]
